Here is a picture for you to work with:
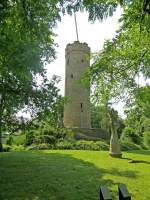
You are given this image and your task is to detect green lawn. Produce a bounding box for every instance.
[0,150,150,200]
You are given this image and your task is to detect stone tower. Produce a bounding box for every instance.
[64,41,91,128]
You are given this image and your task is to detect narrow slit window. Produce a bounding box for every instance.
[71,74,73,78]
[80,103,83,112]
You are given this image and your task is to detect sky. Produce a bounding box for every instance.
[18,7,126,119]
[46,7,123,93]
[46,7,126,117]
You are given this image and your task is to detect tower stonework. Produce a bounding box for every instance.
[64,41,91,128]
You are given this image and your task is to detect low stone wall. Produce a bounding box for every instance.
[72,128,110,141]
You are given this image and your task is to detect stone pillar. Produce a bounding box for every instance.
[64,41,91,128]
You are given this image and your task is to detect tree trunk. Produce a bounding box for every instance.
[0,119,3,152]
[0,92,5,152]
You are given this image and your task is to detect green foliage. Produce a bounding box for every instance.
[91,103,108,129]
[135,86,150,118]
[6,135,13,146]
[124,86,150,147]
[120,141,142,151]
[3,144,12,152]
[74,140,109,151]
[34,127,68,144]
[91,103,125,137]
[25,131,35,146]
[0,0,62,151]
[55,141,75,150]
[12,145,25,151]
[12,134,26,146]
[143,131,150,149]
[88,0,150,114]
[0,150,150,200]
[26,143,51,151]
[63,0,117,21]
[24,126,74,147]
[121,127,142,144]
[88,1,150,148]
[26,140,109,151]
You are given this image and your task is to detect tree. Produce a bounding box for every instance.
[79,0,150,154]
[88,0,150,110]
[0,0,122,151]
[91,103,124,137]
[124,86,150,136]
[0,0,64,151]
[28,75,65,129]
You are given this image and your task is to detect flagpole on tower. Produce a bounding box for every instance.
[74,12,79,41]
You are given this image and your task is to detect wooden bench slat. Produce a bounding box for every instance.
[100,186,112,200]
[118,184,131,200]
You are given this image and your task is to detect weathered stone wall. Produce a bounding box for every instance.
[64,41,91,128]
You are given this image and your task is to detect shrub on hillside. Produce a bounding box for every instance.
[6,135,13,146]
[27,143,51,150]
[3,144,12,152]
[25,131,35,146]
[74,140,109,151]
[143,131,150,149]
[13,134,26,146]
[12,145,25,151]
[55,141,75,150]
[28,127,74,146]
[55,140,109,151]
[26,140,109,151]
[120,141,142,151]
[121,127,141,144]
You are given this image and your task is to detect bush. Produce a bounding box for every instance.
[121,127,141,144]
[74,140,109,151]
[26,139,109,151]
[12,145,25,151]
[55,141,75,150]
[27,143,51,150]
[34,134,56,145]
[55,140,109,151]
[143,131,150,149]
[6,135,13,146]
[25,131,35,146]
[23,126,75,146]
[120,141,142,151]
[3,144,12,152]
[13,134,26,145]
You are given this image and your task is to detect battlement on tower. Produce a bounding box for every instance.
[65,41,90,56]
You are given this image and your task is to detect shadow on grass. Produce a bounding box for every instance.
[106,167,138,178]
[0,151,138,200]
[121,150,150,164]
[121,157,150,164]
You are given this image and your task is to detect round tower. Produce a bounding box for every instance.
[64,41,91,128]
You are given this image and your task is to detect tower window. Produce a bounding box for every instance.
[81,59,84,62]
[80,103,83,112]
[67,58,69,64]
[71,74,73,78]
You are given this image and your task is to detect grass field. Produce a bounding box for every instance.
[0,150,150,200]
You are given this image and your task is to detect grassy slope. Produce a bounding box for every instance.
[0,150,150,200]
